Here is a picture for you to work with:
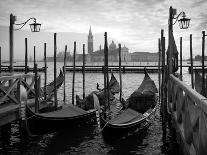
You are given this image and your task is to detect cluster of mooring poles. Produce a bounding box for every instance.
[21,32,104,112]
[102,32,123,119]
[159,6,191,147]
[188,31,207,96]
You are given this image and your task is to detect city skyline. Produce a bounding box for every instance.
[0,0,207,60]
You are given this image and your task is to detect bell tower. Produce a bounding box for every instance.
[88,26,93,54]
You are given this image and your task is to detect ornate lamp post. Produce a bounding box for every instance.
[168,6,190,73]
[9,13,41,73]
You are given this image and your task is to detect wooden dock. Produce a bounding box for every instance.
[65,65,160,73]
[66,65,202,73]
[0,65,46,72]
[0,73,39,126]
[66,65,159,73]
[188,66,207,74]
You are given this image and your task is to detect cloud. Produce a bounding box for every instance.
[0,0,206,58]
[191,0,207,7]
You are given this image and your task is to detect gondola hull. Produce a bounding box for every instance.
[26,105,97,135]
[100,100,158,140]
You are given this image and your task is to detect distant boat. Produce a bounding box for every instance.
[76,72,120,110]
[100,69,158,141]
[27,69,64,100]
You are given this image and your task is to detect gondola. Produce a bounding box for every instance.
[100,69,158,140]
[25,96,99,135]
[27,69,64,99]
[76,72,120,110]
[25,67,100,135]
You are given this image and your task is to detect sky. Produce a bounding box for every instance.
[0,0,207,60]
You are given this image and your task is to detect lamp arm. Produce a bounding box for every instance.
[14,18,36,30]
[172,11,185,25]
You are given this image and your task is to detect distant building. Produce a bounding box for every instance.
[47,27,159,63]
[46,51,72,62]
[131,52,159,62]
[90,41,131,62]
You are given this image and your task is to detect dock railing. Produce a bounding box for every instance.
[168,74,207,155]
[0,73,41,126]
[0,73,38,105]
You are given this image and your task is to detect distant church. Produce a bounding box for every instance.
[83,27,158,62]
[46,26,159,62]
[88,26,93,54]
[87,27,131,62]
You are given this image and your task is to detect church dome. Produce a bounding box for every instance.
[122,45,129,52]
[123,45,128,49]
[109,41,117,50]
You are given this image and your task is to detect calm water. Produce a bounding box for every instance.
[0,61,192,155]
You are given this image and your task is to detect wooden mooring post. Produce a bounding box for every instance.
[44,43,47,103]
[34,63,39,113]
[118,44,122,102]
[103,32,108,119]
[201,31,206,96]
[0,46,1,74]
[33,46,36,70]
[158,39,161,102]
[190,34,194,89]
[63,45,67,102]
[160,29,167,144]
[104,32,110,111]
[54,33,58,109]
[25,38,28,75]
[72,42,76,105]
[180,37,182,81]
[82,44,86,99]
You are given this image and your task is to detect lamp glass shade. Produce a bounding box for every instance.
[178,17,190,29]
[30,23,41,32]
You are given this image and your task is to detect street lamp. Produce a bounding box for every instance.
[178,15,191,29]
[9,13,41,72]
[169,6,191,31]
[168,6,190,74]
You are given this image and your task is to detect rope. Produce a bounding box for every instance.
[100,121,109,132]
[25,114,36,120]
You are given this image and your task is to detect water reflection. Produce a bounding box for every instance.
[44,125,96,155]
[104,129,148,155]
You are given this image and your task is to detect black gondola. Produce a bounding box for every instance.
[100,70,158,140]
[26,100,98,135]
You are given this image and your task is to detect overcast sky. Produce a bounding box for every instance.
[0,0,207,60]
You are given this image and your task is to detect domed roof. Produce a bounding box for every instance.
[109,40,117,50]
[122,45,128,50]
